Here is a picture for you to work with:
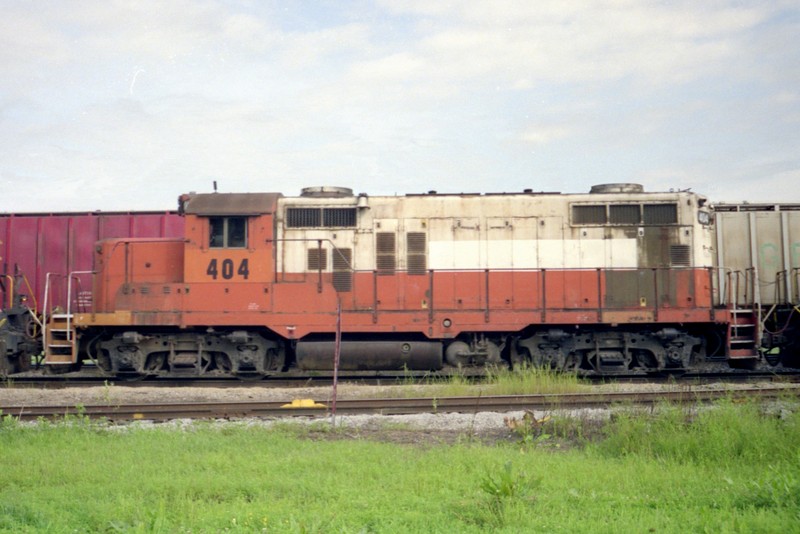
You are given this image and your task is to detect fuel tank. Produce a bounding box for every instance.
[295,341,443,371]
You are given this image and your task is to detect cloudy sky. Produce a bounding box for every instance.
[1,1,799,212]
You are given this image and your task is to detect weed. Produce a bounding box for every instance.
[480,462,538,500]
[100,380,117,405]
[479,461,540,525]
[485,363,586,395]
[504,410,552,445]
[0,412,19,430]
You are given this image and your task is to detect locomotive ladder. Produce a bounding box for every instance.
[43,313,76,364]
[723,268,760,360]
[41,271,92,365]
[727,308,759,359]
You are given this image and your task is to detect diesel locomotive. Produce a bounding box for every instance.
[4,183,800,378]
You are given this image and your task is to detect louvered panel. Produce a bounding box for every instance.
[376,232,396,275]
[332,248,352,292]
[643,204,678,225]
[670,245,691,267]
[307,248,328,271]
[287,208,321,228]
[407,232,427,275]
[572,205,607,225]
[323,208,357,228]
[609,204,640,224]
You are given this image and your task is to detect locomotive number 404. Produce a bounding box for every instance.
[206,258,250,280]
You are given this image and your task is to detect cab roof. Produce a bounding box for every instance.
[181,193,282,216]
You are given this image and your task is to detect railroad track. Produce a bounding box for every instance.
[2,386,797,422]
[5,368,799,389]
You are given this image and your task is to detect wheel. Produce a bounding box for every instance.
[233,372,267,381]
[116,373,147,382]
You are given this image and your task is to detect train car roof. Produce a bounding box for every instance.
[0,210,177,217]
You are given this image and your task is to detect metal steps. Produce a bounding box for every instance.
[44,313,76,364]
[727,308,758,359]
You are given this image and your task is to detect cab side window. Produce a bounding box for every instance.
[210,217,247,248]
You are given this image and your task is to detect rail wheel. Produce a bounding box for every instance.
[233,372,267,381]
[231,345,284,380]
[116,372,147,382]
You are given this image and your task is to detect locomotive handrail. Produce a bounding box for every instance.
[42,271,95,345]
[270,237,720,320]
[793,267,800,304]
[719,267,745,308]
[66,271,94,340]
[340,265,714,321]
[22,273,37,314]
[725,270,738,309]
[42,272,57,351]
[746,267,762,346]
[776,270,788,304]
[725,269,754,310]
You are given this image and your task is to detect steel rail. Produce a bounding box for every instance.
[2,387,797,422]
[5,369,799,389]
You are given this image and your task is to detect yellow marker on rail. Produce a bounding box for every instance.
[281,399,326,409]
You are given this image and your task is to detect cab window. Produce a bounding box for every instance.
[210,217,247,248]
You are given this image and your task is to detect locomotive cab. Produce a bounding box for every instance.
[181,192,281,286]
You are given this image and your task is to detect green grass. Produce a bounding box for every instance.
[482,364,586,395]
[382,365,588,399]
[1,399,798,533]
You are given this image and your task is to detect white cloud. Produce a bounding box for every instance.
[0,1,798,211]
[520,124,573,145]
[376,0,773,88]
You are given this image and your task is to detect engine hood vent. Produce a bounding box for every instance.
[590,183,644,194]
[301,186,354,198]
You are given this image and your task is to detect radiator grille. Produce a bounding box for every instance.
[323,208,356,227]
[644,204,678,225]
[286,208,320,228]
[609,204,640,224]
[572,205,606,225]
[286,207,357,228]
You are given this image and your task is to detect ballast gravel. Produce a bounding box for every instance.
[0,380,792,407]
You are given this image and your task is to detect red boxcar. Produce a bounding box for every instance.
[0,211,183,313]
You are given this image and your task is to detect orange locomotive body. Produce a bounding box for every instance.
[63,184,729,378]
